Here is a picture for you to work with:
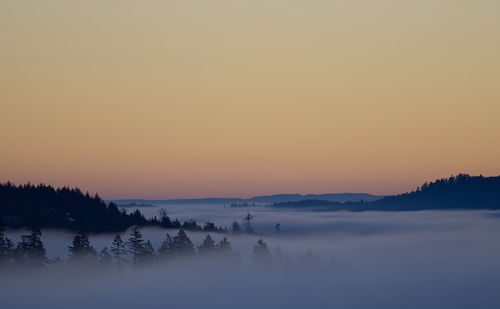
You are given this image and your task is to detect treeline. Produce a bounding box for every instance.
[0,223,277,269]
[0,182,225,233]
[273,174,500,211]
[373,174,500,210]
[229,202,257,208]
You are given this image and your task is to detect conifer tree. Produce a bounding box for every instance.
[140,240,155,263]
[231,221,241,234]
[158,233,174,258]
[171,229,195,256]
[253,239,271,264]
[110,234,126,265]
[0,219,14,265]
[158,209,172,228]
[126,226,145,263]
[17,227,47,267]
[197,234,216,254]
[99,247,112,265]
[68,232,97,263]
[216,237,232,253]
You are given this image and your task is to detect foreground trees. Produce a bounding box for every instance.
[111,234,126,265]
[198,234,216,254]
[68,232,97,263]
[253,239,271,264]
[0,218,14,264]
[127,227,146,263]
[16,227,47,267]
[158,229,195,258]
[0,226,290,270]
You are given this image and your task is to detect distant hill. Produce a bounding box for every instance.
[0,182,150,232]
[112,193,383,206]
[248,193,382,203]
[273,174,500,211]
[117,202,157,208]
[372,174,500,210]
[0,182,223,233]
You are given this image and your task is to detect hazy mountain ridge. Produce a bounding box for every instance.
[112,193,383,206]
[2,174,500,232]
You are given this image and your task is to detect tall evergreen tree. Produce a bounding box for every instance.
[17,227,47,267]
[99,247,112,265]
[140,240,155,263]
[231,221,241,234]
[158,233,174,258]
[216,237,232,253]
[126,227,145,263]
[0,218,14,265]
[158,209,173,228]
[243,212,254,234]
[110,234,126,265]
[253,239,271,264]
[68,232,97,263]
[173,229,195,256]
[197,234,216,254]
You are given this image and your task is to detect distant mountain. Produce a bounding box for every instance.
[248,193,382,203]
[113,198,244,205]
[111,193,383,206]
[273,174,500,211]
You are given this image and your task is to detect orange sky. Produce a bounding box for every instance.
[1,1,499,199]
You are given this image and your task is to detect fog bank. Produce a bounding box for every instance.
[2,209,500,308]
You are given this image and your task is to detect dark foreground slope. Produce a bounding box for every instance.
[274,174,500,211]
[0,182,150,232]
[0,183,225,233]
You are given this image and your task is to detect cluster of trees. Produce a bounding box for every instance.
[229,202,257,208]
[156,209,225,233]
[229,211,255,234]
[0,182,225,233]
[0,221,275,269]
[274,174,500,211]
[0,225,46,268]
[375,174,500,210]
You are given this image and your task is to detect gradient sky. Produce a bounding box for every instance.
[1,1,499,199]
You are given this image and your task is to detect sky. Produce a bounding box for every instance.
[1,0,499,199]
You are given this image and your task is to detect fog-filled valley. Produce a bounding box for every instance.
[2,203,500,309]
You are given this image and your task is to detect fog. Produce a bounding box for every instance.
[2,206,500,308]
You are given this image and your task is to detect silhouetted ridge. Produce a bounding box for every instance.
[373,174,500,210]
[0,182,224,233]
[273,174,500,211]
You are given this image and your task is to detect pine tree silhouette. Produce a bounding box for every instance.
[99,247,112,265]
[110,234,127,265]
[0,218,14,265]
[17,227,47,267]
[197,234,216,254]
[253,239,271,264]
[127,227,145,263]
[140,240,155,263]
[216,237,232,255]
[172,229,195,256]
[68,232,97,263]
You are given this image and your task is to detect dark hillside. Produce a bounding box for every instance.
[0,182,149,232]
[273,174,500,211]
[373,174,500,210]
